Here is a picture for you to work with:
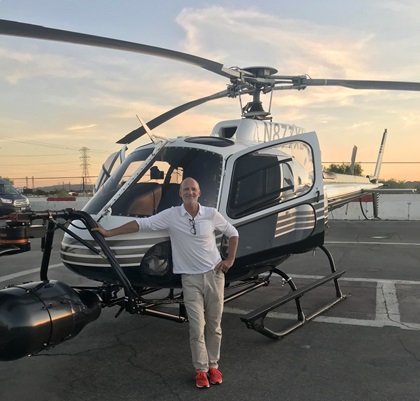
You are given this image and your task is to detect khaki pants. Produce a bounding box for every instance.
[182,269,225,372]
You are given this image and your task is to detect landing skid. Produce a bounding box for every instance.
[240,245,346,339]
[138,276,271,323]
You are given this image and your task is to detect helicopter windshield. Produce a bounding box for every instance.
[84,145,223,216]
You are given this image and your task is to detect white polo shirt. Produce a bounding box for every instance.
[136,203,238,274]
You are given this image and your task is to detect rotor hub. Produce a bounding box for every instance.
[243,66,278,78]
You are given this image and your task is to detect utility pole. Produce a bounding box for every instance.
[79,147,91,194]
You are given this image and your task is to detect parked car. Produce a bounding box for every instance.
[0,178,31,216]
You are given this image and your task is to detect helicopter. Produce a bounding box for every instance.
[1,19,419,362]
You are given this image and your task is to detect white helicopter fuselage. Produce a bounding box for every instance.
[60,118,381,288]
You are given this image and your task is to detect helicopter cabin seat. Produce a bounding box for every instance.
[126,183,162,216]
[156,183,182,213]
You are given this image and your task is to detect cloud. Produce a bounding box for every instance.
[67,124,97,131]
[175,5,420,83]
[0,47,92,84]
[379,0,419,13]
[176,7,374,74]
[1,4,420,182]
[174,6,420,144]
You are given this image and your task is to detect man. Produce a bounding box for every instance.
[92,177,239,388]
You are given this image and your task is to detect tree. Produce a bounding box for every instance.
[379,179,420,194]
[0,176,14,185]
[379,179,407,189]
[324,163,363,176]
[377,179,420,194]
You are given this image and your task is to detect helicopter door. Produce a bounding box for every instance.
[220,132,325,256]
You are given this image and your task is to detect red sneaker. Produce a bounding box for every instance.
[208,368,223,385]
[195,371,210,388]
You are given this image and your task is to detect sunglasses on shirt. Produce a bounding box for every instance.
[189,218,196,235]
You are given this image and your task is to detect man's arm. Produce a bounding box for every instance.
[225,235,238,267]
[215,235,238,273]
[91,220,139,237]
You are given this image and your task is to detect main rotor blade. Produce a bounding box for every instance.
[117,89,229,144]
[299,78,420,91]
[0,19,240,80]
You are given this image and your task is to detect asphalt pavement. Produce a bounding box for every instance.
[0,220,419,401]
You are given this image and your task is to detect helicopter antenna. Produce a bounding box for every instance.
[369,129,388,183]
[349,145,357,175]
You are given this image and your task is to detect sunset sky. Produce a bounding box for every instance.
[1,0,420,188]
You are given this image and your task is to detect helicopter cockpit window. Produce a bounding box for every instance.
[84,145,223,216]
[227,140,314,218]
[84,145,155,214]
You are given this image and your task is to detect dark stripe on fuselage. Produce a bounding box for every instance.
[61,199,327,287]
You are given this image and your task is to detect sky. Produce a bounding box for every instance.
[1,0,420,188]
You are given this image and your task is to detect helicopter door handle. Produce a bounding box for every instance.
[315,189,320,202]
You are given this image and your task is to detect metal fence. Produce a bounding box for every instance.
[8,176,95,194]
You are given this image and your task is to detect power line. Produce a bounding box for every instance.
[0,135,111,154]
[0,135,82,151]
[323,161,420,164]
[10,176,97,180]
[0,153,80,157]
